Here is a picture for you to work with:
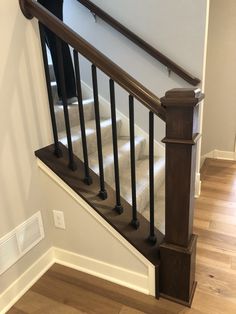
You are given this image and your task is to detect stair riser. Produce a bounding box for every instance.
[60,119,122,157]
[49,64,56,82]
[55,101,94,133]
[119,159,165,213]
[89,138,146,185]
[51,83,58,102]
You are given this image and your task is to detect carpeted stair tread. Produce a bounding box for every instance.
[88,136,146,184]
[55,98,95,132]
[59,117,122,156]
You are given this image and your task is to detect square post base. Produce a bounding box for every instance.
[159,234,197,307]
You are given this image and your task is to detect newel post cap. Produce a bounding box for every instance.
[161,88,204,107]
[19,0,33,19]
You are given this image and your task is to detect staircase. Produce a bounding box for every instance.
[20,0,204,307]
[50,65,166,233]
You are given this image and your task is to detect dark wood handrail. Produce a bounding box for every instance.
[78,0,201,87]
[19,0,166,121]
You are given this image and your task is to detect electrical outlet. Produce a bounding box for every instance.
[53,210,66,229]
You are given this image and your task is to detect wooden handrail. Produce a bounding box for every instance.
[19,0,166,121]
[78,0,201,87]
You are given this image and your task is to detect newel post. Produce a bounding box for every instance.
[159,88,204,306]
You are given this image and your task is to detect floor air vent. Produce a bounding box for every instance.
[0,211,44,275]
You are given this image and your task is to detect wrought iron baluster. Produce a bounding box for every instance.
[73,50,92,185]
[109,79,123,214]
[91,64,107,200]
[56,37,76,170]
[148,111,156,244]
[38,23,62,158]
[129,95,139,228]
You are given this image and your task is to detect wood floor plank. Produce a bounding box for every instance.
[209,221,236,237]
[194,226,236,252]
[119,306,146,314]
[195,199,236,217]
[231,257,236,270]
[40,266,176,314]
[31,273,123,314]
[13,291,82,314]
[7,308,26,314]
[194,208,236,226]
[196,246,231,268]
[193,218,210,229]
[192,290,236,314]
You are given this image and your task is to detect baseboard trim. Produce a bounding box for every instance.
[195,172,201,198]
[0,245,152,313]
[201,149,236,165]
[54,247,150,295]
[0,248,54,314]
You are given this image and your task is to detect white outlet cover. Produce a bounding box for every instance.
[53,210,66,229]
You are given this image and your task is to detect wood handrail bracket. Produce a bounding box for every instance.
[78,0,201,86]
[20,0,166,121]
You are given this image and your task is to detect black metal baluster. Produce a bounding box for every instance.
[73,50,92,185]
[56,37,76,170]
[148,111,157,244]
[91,65,107,200]
[38,23,62,158]
[110,80,123,214]
[129,96,139,228]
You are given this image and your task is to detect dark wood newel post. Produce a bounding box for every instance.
[159,88,204,306]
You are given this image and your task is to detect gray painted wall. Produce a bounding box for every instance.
[202,0,236,155]
[64,0,208,143]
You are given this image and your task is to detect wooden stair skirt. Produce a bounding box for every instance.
[35,88,203,307]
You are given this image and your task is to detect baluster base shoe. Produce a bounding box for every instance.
[114,205,124,215]
[148,234,157,245]
[69,162,77,171]
[54,148,63,158]
[130,219,140,229]
[84,176,93,185]
[98,190,108,200]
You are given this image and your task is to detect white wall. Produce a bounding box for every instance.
[0,0,52,294]
[202,0,236,155]
[64,0,208,142]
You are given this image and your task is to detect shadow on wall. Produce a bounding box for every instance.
[0,9,50,238]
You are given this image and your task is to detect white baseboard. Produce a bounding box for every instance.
[0,248,55,314]
[54,247,150,295]
[201,149,236,165]
[195,172,201,198]
[0,245,153,313]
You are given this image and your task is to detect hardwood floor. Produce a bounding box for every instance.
[8,158,236,313]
